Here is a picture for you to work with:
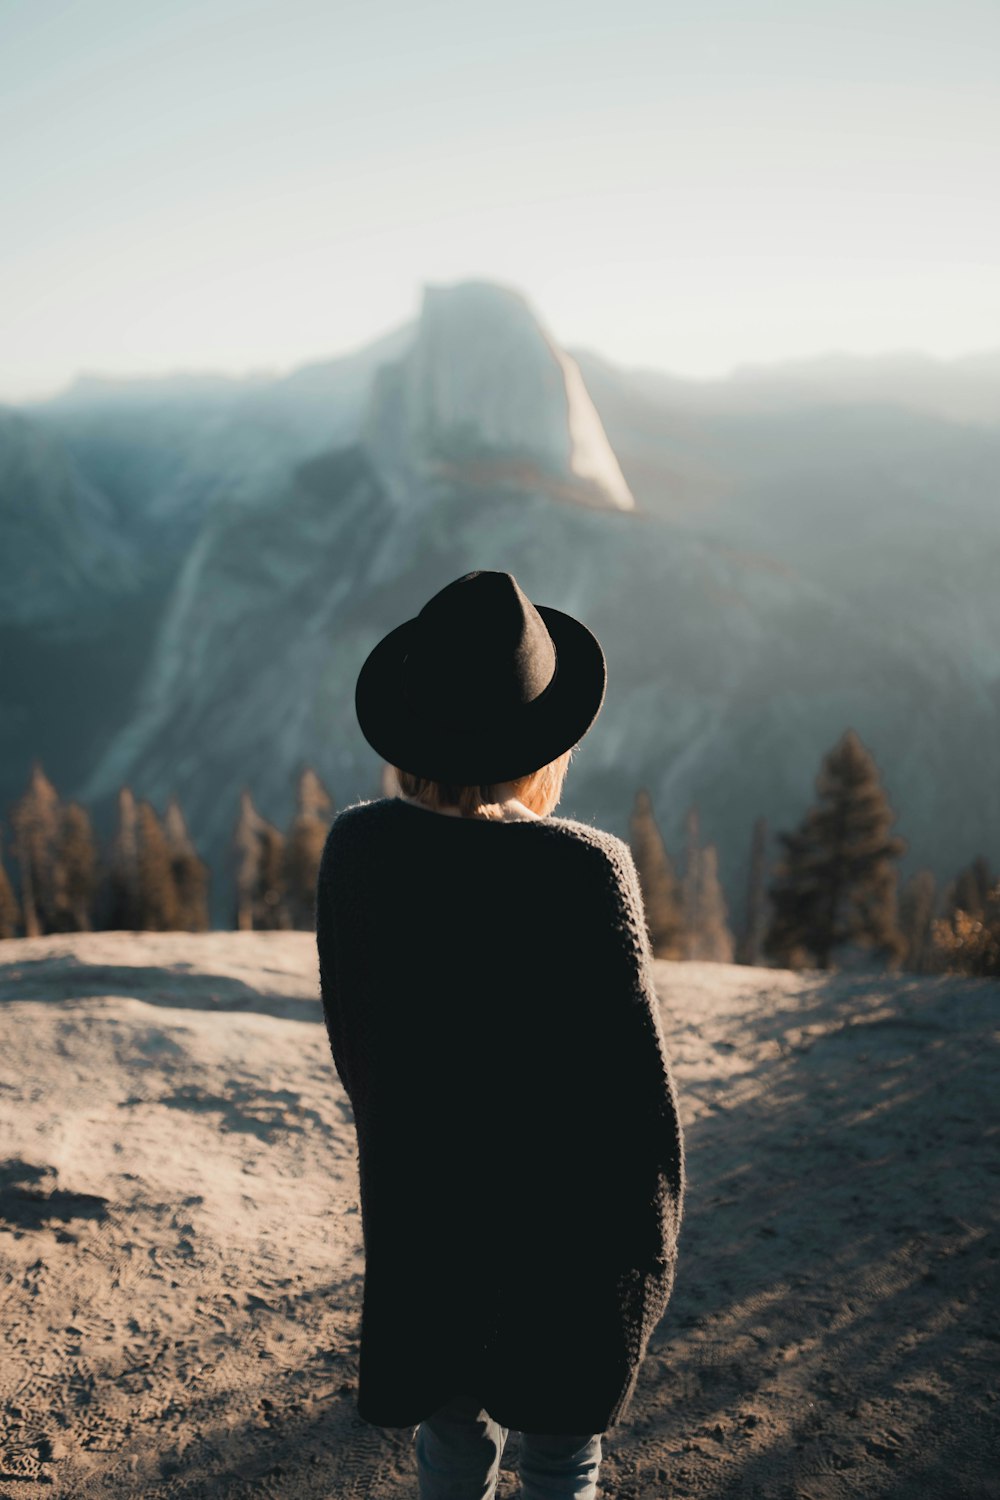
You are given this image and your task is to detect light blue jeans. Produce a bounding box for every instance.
[413,1391,603,1500]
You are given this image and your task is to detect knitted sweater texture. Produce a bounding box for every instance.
[314,795,685,1435]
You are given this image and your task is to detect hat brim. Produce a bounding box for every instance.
[355,603,607,785]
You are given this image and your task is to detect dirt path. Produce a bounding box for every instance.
[0,933,996,1498]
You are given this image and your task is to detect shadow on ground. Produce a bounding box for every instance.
[624,966,1000,1499]
[1,947,997,1498]
[0,954,320,1022]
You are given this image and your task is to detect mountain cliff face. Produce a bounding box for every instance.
[0,409,171,798]
[4,284,999,928]
[364,282,634,512]
[0,409,137,632]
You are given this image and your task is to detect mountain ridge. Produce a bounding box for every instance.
[3,280,998,928]
[22,324,1000,428]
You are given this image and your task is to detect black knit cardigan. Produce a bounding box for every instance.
[314,795,685,1435]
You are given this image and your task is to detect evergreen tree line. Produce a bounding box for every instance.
[0,762,335,939]
[628,795,736,961]
[629,728,1000,978]
[3,736,997,977]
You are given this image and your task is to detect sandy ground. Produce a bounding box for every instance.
[0,931,997,1499]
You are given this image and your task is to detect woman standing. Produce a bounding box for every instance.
[315,570,685,1500]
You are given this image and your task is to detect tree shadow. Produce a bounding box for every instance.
[3,959,996,1497]
[0,953,321,1023]
[628,964,1000,1498]
[0,1157,110,1234]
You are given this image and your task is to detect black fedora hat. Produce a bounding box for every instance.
[355,570,607,785]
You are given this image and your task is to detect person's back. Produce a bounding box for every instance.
[315,570,685,1500]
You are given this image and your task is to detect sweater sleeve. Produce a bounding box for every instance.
[591,837,686,1267]
[314,833,356,1107]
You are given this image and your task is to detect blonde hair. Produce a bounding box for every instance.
[392,746,576,820]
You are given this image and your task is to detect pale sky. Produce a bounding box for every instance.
[2,0,998,402]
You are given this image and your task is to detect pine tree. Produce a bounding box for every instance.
[51,802,98,932]
[942,855,994,924]
[680,804,702,960]
[898,868,937,973]
[9,761,62,936]
[164,797,210,931]
[234,789,261,931]
[233,791,290,930]
[256,822,291,930]
[628,788,684,958]
[136,801,181,930]
[764,728,907,971]
[284,767,334,930]
[0,828,22,939]
[693,844,735,962]
[107,787,143,930]
[931,878,1000,977]
[735,815,769,966]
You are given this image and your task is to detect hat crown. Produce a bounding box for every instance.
[401,571,557,727]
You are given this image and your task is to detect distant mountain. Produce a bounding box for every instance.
[363,281,633,513]
[600,347,1000,425]
[0,409,172,794]
[44,370,274,408]
[3,284,999,927]
[0,408,138,632]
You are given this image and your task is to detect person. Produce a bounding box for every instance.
[315,569,685,1500]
